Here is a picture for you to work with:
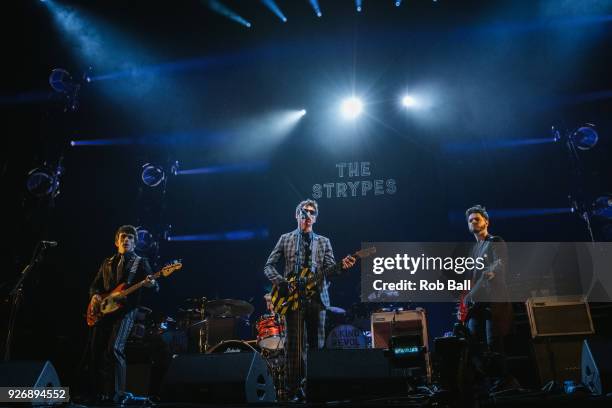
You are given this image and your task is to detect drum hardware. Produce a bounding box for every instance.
[178,297,255,352]
[205,299,255,318]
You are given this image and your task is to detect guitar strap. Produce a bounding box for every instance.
[310,235,318,274]
[127,255,141,285]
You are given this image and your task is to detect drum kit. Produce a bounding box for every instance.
[153,297,394,355]
[145,296,409,400]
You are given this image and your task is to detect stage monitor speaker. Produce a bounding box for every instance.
[531,337,583,385]
[161,351,275,403]
[306,349,410,402]
[526,296,594,338]
[0,360,61,388]
[582,338,612,396]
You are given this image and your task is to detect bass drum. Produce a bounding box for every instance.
[206,339,260,354]
[325,324,368,349]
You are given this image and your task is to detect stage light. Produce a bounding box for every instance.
[309,0,322,17]
[261,0,287,23]
[207,0,252,28]
[401,95,417,108]
[49,68,77,93]
[299,109,307,116]
[593,195,612,219]
[135,228,158,255]
[571,123,598,150]
[26,166,63,198]
[340,97,363,119]
[141,163,165,187]
[356,0,362,12]
[395,0,402,6]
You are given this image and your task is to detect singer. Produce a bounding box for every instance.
[264,199,355,401]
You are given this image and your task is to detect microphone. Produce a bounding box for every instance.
[299,208,309,219]
[41,240,58,247]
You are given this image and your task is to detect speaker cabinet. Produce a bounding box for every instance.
[0,361,61,406]
[0,360,60,387]
[526,296,594,338]
[161,351,275,403]
[306,349,410,402]
[531,337,583,385]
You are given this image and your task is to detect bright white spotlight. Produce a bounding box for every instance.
[299,109,307,116]
[340,97,363,119]
[401,95,417,108]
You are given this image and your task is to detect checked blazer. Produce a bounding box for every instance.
[264,228,337,308]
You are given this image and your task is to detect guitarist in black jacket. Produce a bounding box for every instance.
[463,206,517,394]
[264,199,355,401]
[88,225,157,403]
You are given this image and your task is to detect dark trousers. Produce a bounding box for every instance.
[90,310,136,400]
[284,299,326,397]
[466,307,506,380]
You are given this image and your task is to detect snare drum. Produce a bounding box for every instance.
[256,315,285,350]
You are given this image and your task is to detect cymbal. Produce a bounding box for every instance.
[205,299,254,318]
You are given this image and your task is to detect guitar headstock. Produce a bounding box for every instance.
[355,246,376,259]
[160,260,183,277]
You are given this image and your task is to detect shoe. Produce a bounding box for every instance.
[288,394,305,403]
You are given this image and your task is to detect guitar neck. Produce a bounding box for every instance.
[120,270,161,297]
[315,249,364,282]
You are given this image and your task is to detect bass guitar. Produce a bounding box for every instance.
[271,247,376,316]
[86,260,182,326]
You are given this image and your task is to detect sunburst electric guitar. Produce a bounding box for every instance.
[86,261,182,327]
[271,247,376,316]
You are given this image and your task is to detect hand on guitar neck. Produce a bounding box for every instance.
[341,255,356,270]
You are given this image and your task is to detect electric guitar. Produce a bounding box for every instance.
[271,247,376,316]
[456,258,501,323]
[86,260,182,327]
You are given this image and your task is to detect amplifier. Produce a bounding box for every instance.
[525,296,594,338]
[371,308,430,380]
[371,309,429,349]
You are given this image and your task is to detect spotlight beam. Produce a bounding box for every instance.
[207,0,252,28]
[167,228,269,242]
[356,0,363,12]
[176,161,269,175]
[261,0,287,22]
[309,0,322,17]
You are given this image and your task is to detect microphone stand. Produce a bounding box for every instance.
[4,242,53,360]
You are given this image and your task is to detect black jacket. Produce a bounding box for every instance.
[89,252,153,311]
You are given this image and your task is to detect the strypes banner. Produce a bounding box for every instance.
[361,242,612,303]
[312,161,397,199]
